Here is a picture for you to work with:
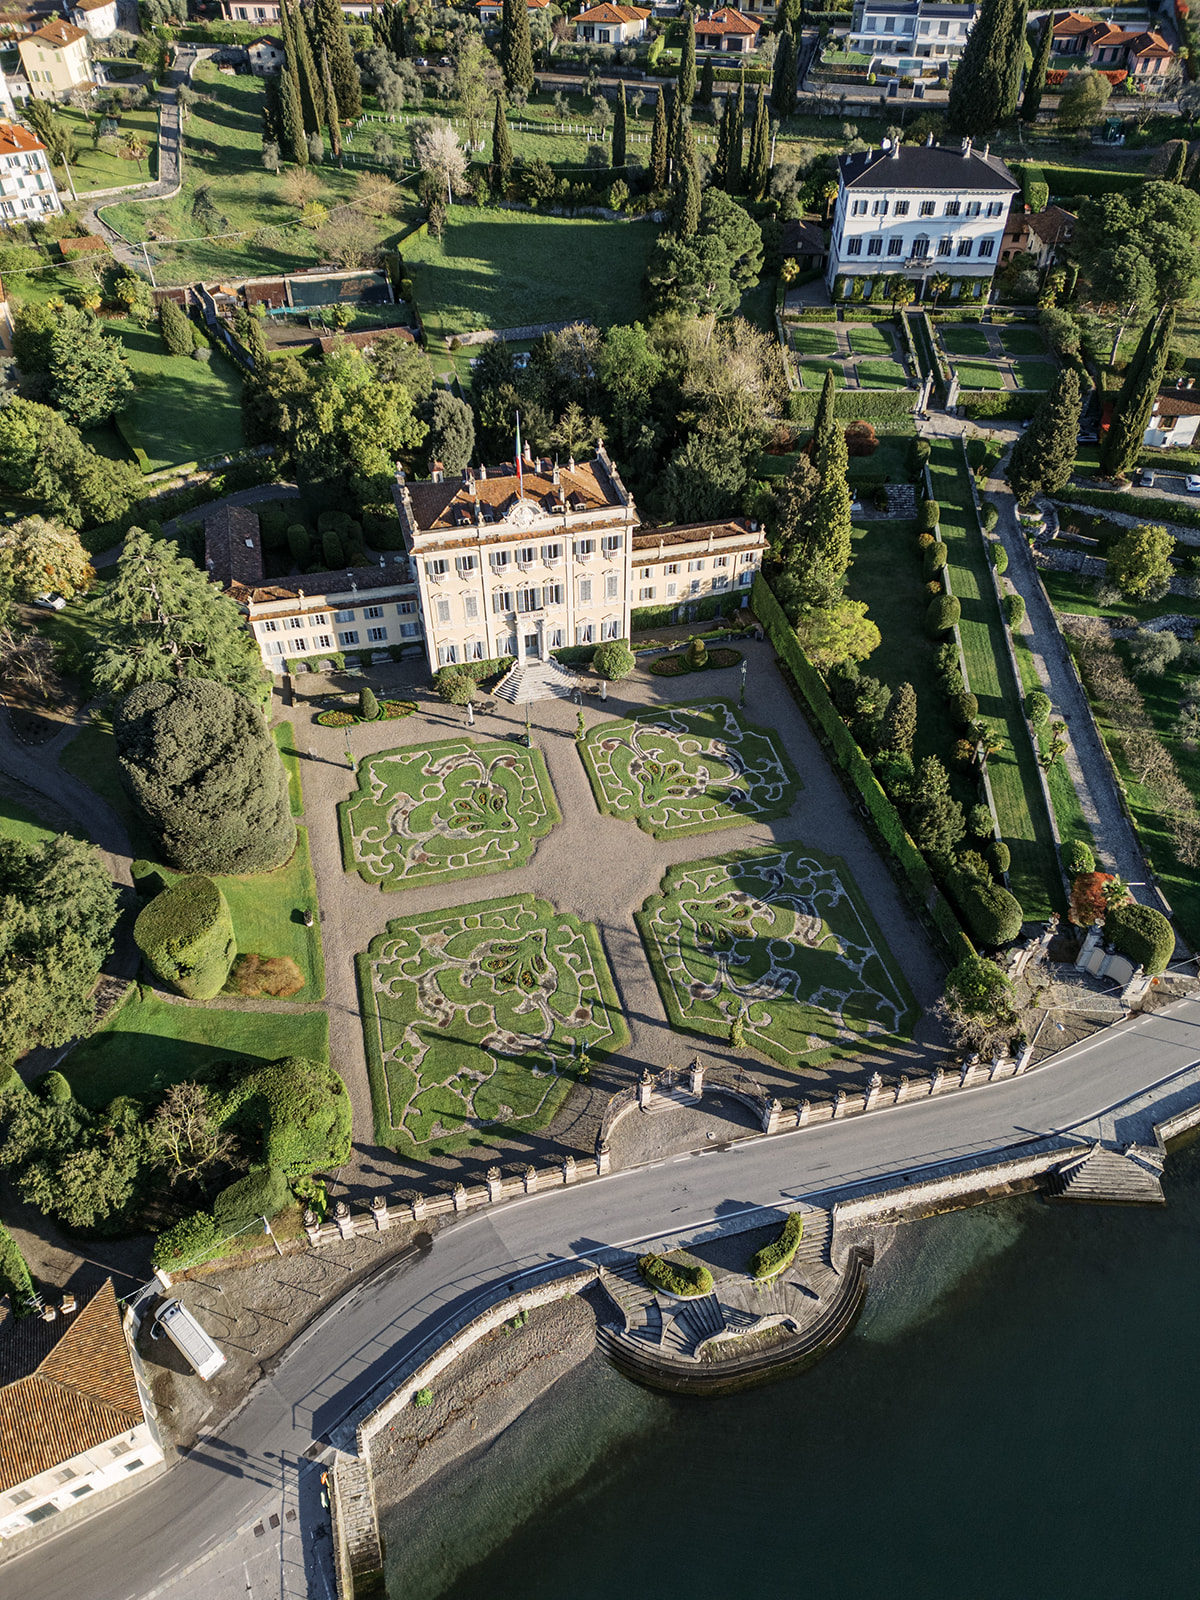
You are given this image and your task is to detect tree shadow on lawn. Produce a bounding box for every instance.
[122,368,243,464]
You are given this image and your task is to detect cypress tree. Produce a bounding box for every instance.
[492,94,513,186]
[612,81,627,170]
[321,47,343,161]
[1166,139,1188,183]
[880,682,917,756]
[284,0,321,136]
[1000,0,1027,119]
[1101,307,1176,482]
[812,368,848,485]
[311,0,362,120]
[946,0,1017,136]
[729,78,745,194]
[771,26,797,119]
[501,0,535,95]
[674,159,700,237]
[713,93,730,189]
[666,80,684,183]
[1007,367,1083,503]
[650,86,668,190]
[278,50,308,165]
[679,13,697,104]
[678,113,698,182]
[698,56,715,107]
[745,88,770,201]
[1021,16,1052,123]
[908,756,966,858]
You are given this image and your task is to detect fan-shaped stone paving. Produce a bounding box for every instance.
[637,845,918,1070]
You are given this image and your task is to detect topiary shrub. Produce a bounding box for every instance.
[359,685,380,721]
[953,872,1024,947]
[321,530,345,569]
[917,498,941,533]
[923,541,949,578]
[749,1212,803,1280]
[991,542,1008,574]
[926,594,961,636]
[152,1209,221,1270]
[213,1166,291,1233]
[286,524,311,566]
[593,637,635,681]
[989,839,1011,876]
[638,1251,714,1298]
[955,691,979,726]
[0,1063,22,1099]
[1005,593,1026,629]
[222,1056,351,1172]
[1026,690,1051,727]
[981,503,999,533]
[686,636,709,670]
[134,875,236,999]
[437,668,476,705]
[40,1070,72,1103]
[1104,901,1174,974]
[917,530,936,552]
[968,802,993,839]
[1062,839,1095,876]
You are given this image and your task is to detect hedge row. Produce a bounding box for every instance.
[638,1252,714,1297]
[958,392,1042,421]
[0,1218,34,1312]
[787,389,918,421]
[752,573,973,962]
[749,1211,804,1281]
[1060,485,1200,530]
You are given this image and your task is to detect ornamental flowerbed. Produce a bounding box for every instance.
[649,642,744,677]
[316,699,416,727]
[637,844,917,1070]
[357,893,628,1152]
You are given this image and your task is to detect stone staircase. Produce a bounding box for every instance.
[330,1451,383,1599]
[640,1086,702,1118]
[493,658,579,704]
[1048,1146,1166,1206]
[599,1259,663,1343]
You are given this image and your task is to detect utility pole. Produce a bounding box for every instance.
[140,241,157,287]
[59,151,77,203]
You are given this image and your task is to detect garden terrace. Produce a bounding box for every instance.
[936,321,1058,394]
[637,845,917,1072]
[357,894,628,1153]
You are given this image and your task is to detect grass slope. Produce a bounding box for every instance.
[109,319,244,469]
[274,721,304,816]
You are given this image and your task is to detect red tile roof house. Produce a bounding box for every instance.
[694,6,761,51]
[573,3,651,44]
[1083,20,1174,78]
[475,0,549,21]
[1049,10,1096,54]
[1145,387,1200,450]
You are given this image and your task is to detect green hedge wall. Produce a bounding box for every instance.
[788,389,918,421]
[133,875,235,1000]
[958,393,1042,420]
[752,573,973,962]
[0,1219,34,1311]
[1104,901,1175,974]
[1058,485,1200,530]
[220,1055,352,1174]
[749,1211,804,1280]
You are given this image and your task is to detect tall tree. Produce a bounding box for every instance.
[811,367,845,482]
[1000,0,1027,119]
[1166,140,1189,184]
[650,86,668,189]
[501,0,535,96]
[713,92,731,189]
[673,159,700,238]
[282,0,321,135]
[729,78,745,194]
[1100,307,1176,481]
[745,88,769,200]
[771,25,797,119]
[1007,367,1083,503]
[1021,16,1052,123]
[321,48,343,160]
[276,17,309,162]
[946,0,1017,136]
[492,94,513,187]
[0,399,141,528]
[698,56,715,108]
[908,755,966,857]
[311,0,362,119]
[880,682,917,755]
[666,80,684,184]
[612,80,627,170]
[48,308,134,430]
[679,12,697,104]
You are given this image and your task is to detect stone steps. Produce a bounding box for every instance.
[640,1087,702,1117]
[1048,1147,1166,1206]
[493,658,579,704]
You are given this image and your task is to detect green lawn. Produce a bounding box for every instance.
[855,360,909,389]
[1012,358,1056,390]
[929,441,1063,920]
[56,106,159,193]
[59,719,157,859]
[1040,569,1200,624]
[939,327,991,357]
[0,792,78,847]
[274,721,304,816]
[999,327,1047,358]
[847,324,894,356]
[954,360,1007,391]
[108,319,244,469]
[798,359,846,388]
[64,989,330,1109]
[792,326,839,356]
[401,208,659,345]
[1011,634,1094,858]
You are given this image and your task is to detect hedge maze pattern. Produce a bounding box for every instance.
[339,739,560,889]
[358,894,629,1152]
[637,845,917,1070]
[580,701,800,838]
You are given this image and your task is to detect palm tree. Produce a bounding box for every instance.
[929,272,951,309]
[781,257,800,288]
[973,725,1004,769]
[891,279,915,313]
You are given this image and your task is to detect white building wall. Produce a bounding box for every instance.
[0,1422,162,1537]
[0,146,62,223]
[827,174,1010,289]
[247,581,421,669]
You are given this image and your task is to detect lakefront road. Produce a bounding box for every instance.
[10,994,1200,1600]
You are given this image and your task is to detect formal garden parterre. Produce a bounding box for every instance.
[579,701,800,839]
[637,845,918,1072]
[357,894,629,1153]
[339,738,560,889]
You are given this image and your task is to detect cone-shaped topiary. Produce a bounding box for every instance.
[134,875,236,999]
[687,635,709,669]
[360,685,379,721]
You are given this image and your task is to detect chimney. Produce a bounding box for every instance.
[42,1305,56,1322]
[568,455,576,473]
[431,460,444,483]
[522,438,533,465]
[552,462,560,486]
[479,463,488,479]
[60,1294,76,1315]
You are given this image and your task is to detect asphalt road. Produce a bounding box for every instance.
[10,995,1200,1600]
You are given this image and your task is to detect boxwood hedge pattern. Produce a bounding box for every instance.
[357,893,629,1152]
[637,844,918,1071]
[579,700,801,839]
[339,738,560,889]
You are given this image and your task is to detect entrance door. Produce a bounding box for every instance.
[524,632,540,659]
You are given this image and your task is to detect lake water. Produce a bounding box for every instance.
[391,1138,1200,1600]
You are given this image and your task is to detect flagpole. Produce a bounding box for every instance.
[515,409,523,500]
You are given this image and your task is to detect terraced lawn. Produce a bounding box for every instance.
[856,360,910,389]
[928,440,1062,920]
[637,844,917,1072]
[998,327,1048,358]
[798,359,846,388]
[847,323,894,355]
[339,739,560,889]
[357,894,628,1152]
[108,318,244,470]
[579,701,800,838]
[1012,358,1056,390]
[792,326,839,355]
[954,360,1006,391]
[939,327,991,357]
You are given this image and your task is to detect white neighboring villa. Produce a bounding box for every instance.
[0,119,61,225]
[1144,387,1200,451]
[846,0,976,74]
[68,0,121,43]
[826,137,1019,300]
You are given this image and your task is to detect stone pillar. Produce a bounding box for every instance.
[959,1061,976,1088]
[334,1201,354,1240]
[894,1075,910,1105]
[371,1195,390,1231]
[595,1141,611,1176]
[832,1089,847,1120]
[865,1072,883,1111]
[562,1154,577,1184]
[637,1070,654,1110]
[930,1068,945,1095]
[762,1097,783,1134]
[523,1165,538,1194]
[411,1195,428,1220]
[989,1054,1007,1081]
[1016,1042,1034,1074]
[486,1167,504,1203]
[452,1183,468,1212]
[797,1099,810,1127]
[689,1057,705,1097]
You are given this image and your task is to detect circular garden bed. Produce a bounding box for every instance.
[649,645,744,677]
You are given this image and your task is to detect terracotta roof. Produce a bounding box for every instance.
[73,0,117,12]
[632,517,760,550]
[316,325,415,355]
[1128,30,1172,56]
[0,1283,146,1495]
[780,216,828,257]
[574,3,650,22]
[232,564,414,606]
[695,6,760,36]
[1151,392,1200,419]
[205,504,264,590]
[1026,204,1075,245]
[475,0,550,8]
[26,18,87,45]
[0,119,42,155]
[1051,10,1095,35]
[248,33,284,47]
[406,456,622,533]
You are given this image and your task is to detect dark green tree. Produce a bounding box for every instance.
[47,308,134,430]
[1101,307,1175,481]
[92,527,266,701]
[679,12,697,104]
[673,159,701,237]
[360,684,380,721]
[771,26,797,119]
[311,0,361,119]
[612,81,627,170]
[0,399,141,528]
[1166,140,1189,184]
[282,0,321,134]
[234,307,271,374]
[729,78,745,194]
[775,0,802,32]
[880,681,917,755]
[115,678,296,875]
[908,755,966,857]
[698,56,715,107]
[429,389,475,473]
[492,94,513,187]
[713,92,732,189]
[1000,0,1027,119]
[1021,16,1052,123]
[277,46,309,164]
[650,86,668,189]
[501,0,535,96]
[158,297,193,357]
[811,368,847,484]
[666,80,684,183]
[1007,367,1083,503]
[321,47,343,160]
[662,433,747,522]
[946,0,1017,136]
[745,90,770,201]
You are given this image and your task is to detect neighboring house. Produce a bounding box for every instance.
[572,3,651,43]
[999,203,1075,266]
[847,0,976,73]
[826,136,1019,298]
[780,215,829,272]
[17,19,90,100]
[394,446,763,674]
[246,34,285,73]
[68,0,119,41]
[1144,387,1200,450]
[0,67,31,119]
[221,0,396,19]
[0,117,60,223]
[694,7,761,52]
[1049,9,1093,53]
[0,1281,163,1539]
[474,0,549,21]
[1049,11,1175,78]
